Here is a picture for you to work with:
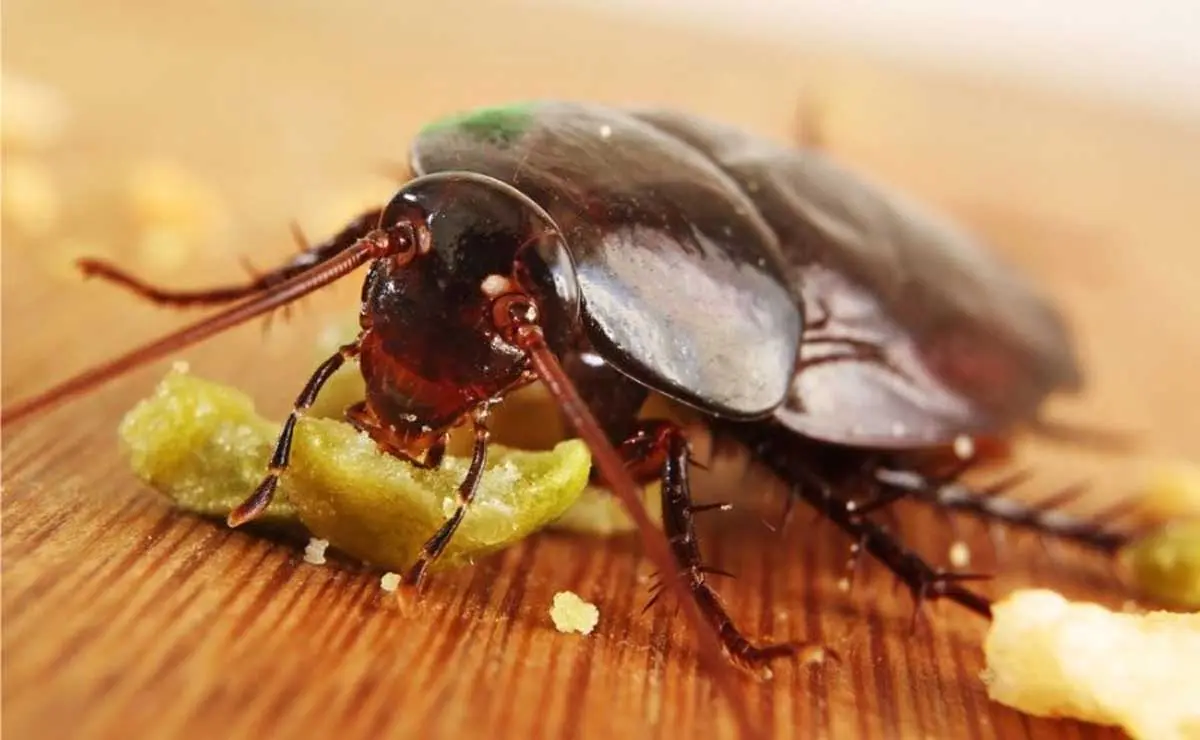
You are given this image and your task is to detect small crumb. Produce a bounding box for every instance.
[3,160,60,237]
[954,435,975,460]
[380,572,401,592]
[1,73,69,152]
[802,646,832,666]
[550,591,599,635]
[127,161,229,265]
[303,537,329,565]
[836,577,851,592]
[171,360,191,374]
[598,124,612,139]
[949,540,972,568]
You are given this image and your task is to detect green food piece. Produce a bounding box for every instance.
[286,418,590,570]
[119,368,592,571]
[1123,521,1200,609]
[549,483,662,536]
[119,365,298,526]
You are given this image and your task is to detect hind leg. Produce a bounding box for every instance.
[78,208,382,308]
[723,422,995,620]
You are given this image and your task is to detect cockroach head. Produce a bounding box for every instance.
[355,173,581,425]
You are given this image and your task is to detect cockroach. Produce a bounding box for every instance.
[1,101,1132,734]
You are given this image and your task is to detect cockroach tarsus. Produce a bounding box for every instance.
[1,101,1135,734]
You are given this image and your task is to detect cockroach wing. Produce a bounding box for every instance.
[409,102,801,420]
[631,108,1083,447]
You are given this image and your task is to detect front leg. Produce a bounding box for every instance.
[398,406,492,602]
[623,420,815,678]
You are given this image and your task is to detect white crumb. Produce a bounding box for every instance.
[550,591,599,635]
[380,572,401,592]
[954,435,975,460]
[303,537,329,565]
[949,540,972,568]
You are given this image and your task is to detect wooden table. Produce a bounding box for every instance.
[4,2,1199,738]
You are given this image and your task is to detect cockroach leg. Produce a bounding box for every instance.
[626,420,819,678]
[344,400,449,470]
[873,467,1131,554]
[729,424,995,619]
[398,408,492,600]
[77,208,383,309]
[228,333,365,527]
[803,475,995,619]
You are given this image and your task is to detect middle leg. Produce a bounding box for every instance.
[622,419,814,677]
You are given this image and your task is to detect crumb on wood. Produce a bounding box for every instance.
[126,160,229,271]
[303,538,329,565]
[550,591,599,635]
[0,73,69,153]
[3,160,60,237]
[982,589,1200,740]
[949,540,972,568]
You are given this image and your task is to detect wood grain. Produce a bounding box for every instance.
[4,2,1199,739]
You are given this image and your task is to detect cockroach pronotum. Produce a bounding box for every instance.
[1,101,1133,735]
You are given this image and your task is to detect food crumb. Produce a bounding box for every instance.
[380,572,401,592]
[983,589,1200,740]
[3,160,60,236]
[954,435,975,460]
[836,577,851,592]
[126,160,229,270]
[1,73,69,153]
[304,538,329,565]
[550,591,599,635]
[949,540,972,568]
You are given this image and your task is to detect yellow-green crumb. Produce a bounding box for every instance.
[550,591,599,635]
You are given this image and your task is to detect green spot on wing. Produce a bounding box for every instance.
[420,103,536,145]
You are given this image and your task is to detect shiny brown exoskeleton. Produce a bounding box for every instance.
[2,101,1131,733]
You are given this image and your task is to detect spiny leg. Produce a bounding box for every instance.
[725,423,994,619]
[872,464,1133,554]
[399,408,492,598]
[78,208,382,308]
[626,420,817,678]
[228,333,365,526]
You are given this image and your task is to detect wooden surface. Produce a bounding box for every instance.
[4,2,1200,739]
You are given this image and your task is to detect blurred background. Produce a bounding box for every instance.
[569,0,1200,119]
